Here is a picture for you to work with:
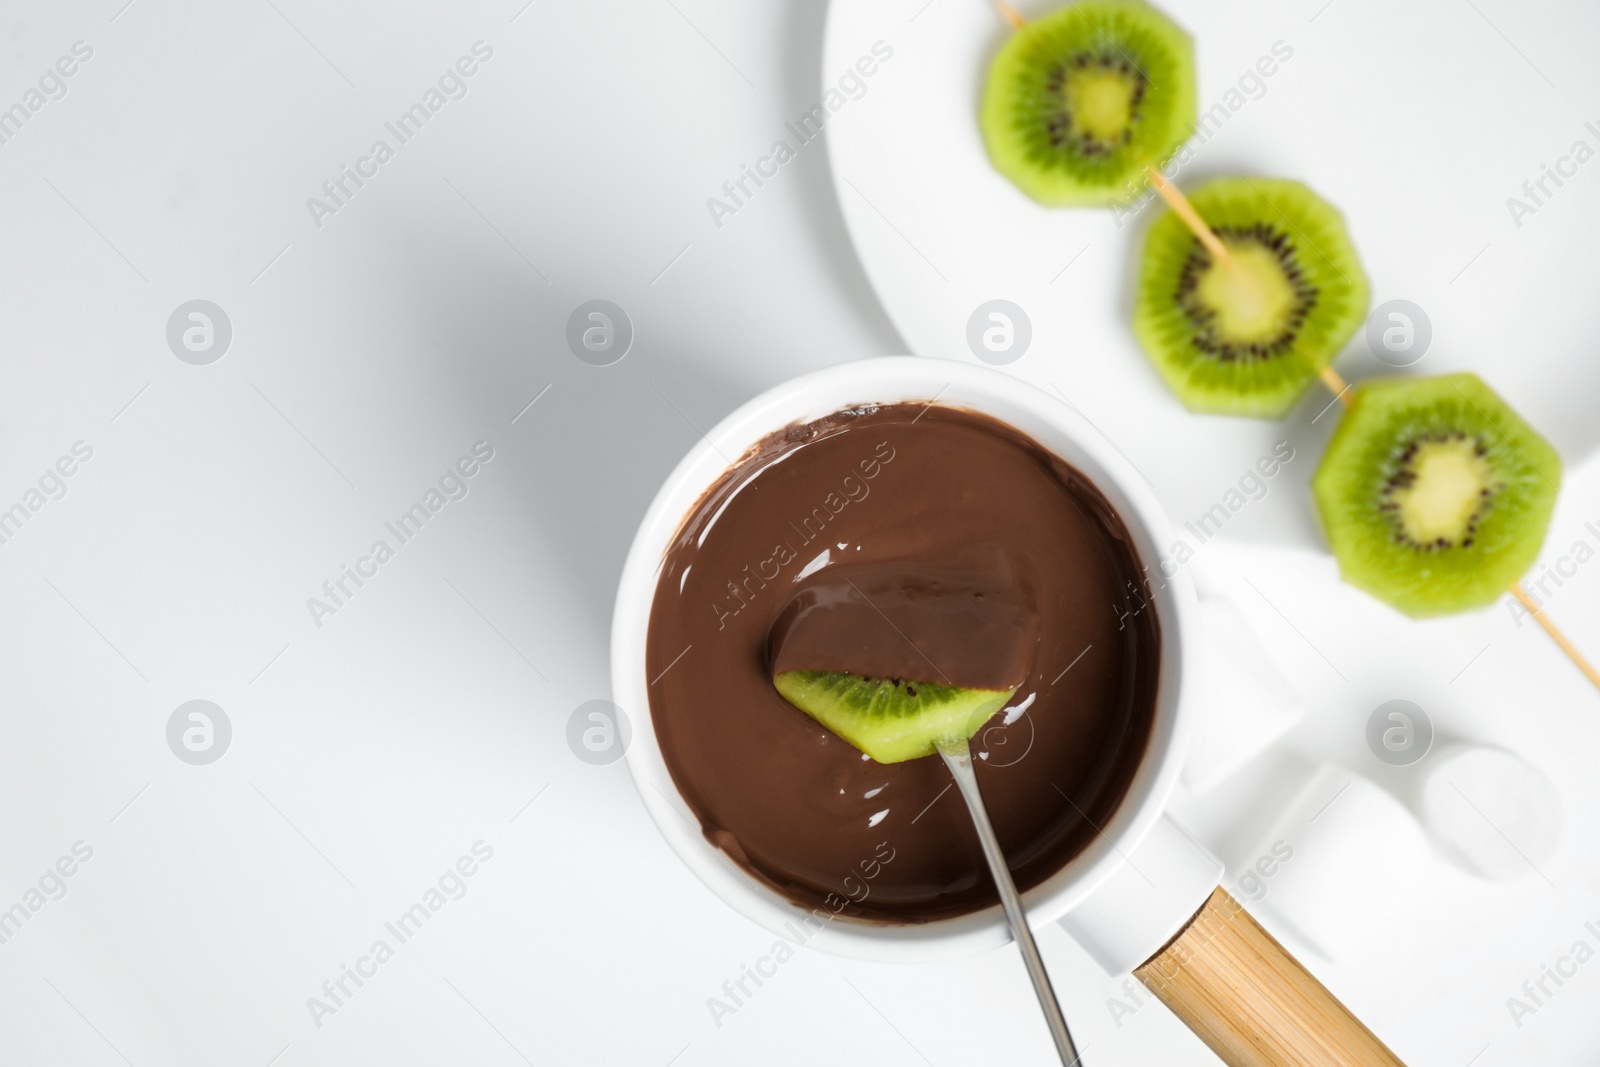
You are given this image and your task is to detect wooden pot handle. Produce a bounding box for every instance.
[1134,887,1406,1067]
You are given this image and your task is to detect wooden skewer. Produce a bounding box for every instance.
[1509,584,1600,691]
[1317,365,1350,398]
[990,0,1598,698]
[1135,173,1599,697]
[1145,163,1233,267]
[1135,97,1597,696]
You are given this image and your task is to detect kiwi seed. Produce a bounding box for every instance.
[980,0,1196,206]
[1134,177,1369,419]
[1313,374,1561,617]
[1175,223,1319,362]
[1376,433,1501,551]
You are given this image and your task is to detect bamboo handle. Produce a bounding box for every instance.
[1134,888,1406,1067]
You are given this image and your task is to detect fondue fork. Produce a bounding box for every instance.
[939,737,1082,1066]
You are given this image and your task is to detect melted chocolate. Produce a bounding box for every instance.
[645,404,1160,923]
[768,547,1040,691]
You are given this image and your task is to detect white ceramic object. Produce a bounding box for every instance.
[1419,745,1563,881]
[610,356,1216,963]
[1183,596,1305,794]
[1240,764,1432,961]
[819,0,1600,553]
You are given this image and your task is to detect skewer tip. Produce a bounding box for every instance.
[1509,582,1600,693]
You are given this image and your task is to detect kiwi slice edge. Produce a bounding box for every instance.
[773,670,1017,764]
[1312,373,1562,618]
[1133,177,1370,419]
[980,0,1197,207]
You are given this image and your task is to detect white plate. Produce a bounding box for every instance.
[819,8,1600,1062]
[822,0,1600,553]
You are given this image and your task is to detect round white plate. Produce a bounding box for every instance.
[822,0,1600,553]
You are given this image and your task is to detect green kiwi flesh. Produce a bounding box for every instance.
[1134,177,1370,418]
[980,0,1196,206]
[1313,374,1561,618]
[773,670,1016,764]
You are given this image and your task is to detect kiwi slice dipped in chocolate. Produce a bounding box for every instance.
[1313,374,1561,617]
[1134,177,1369,418]
[980,0,1196,206]
[773,671,1016,764]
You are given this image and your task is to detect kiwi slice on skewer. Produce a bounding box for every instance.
[1313,374,1561,618]
[1134,177,1369,418]
[773,671,1016,764]
[980,0,1196,206]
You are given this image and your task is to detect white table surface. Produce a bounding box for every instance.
[2,1,1597,1065]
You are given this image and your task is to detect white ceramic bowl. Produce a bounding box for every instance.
[610,356,1198,961]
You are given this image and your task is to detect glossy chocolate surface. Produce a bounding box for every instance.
[645,403,1160,922]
